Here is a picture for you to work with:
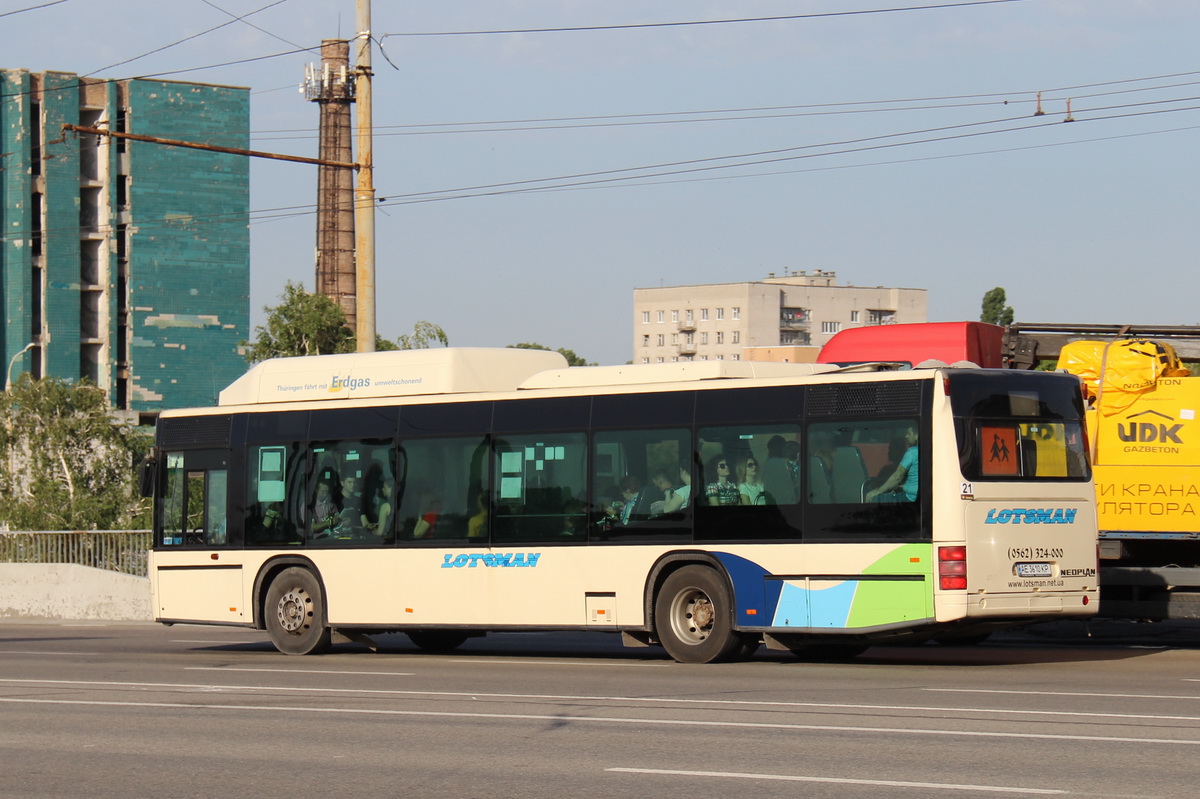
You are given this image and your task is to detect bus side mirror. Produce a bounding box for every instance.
[138,456,156,498]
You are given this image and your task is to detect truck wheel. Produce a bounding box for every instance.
[264,567,331,655]
[654,565,742,663]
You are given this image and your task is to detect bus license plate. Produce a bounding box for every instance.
[1016,562,1053,577]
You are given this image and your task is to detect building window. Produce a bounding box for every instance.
[716,332,724,345]
[641,357,649,364]
[671,356,679,362]
[656,357,664,363]
[717,308,725,320]
[700,355,708,361]
[642,335,650,347]
[701,309,709,321]
[671,310,680,323]
[685,309,694,323]
[700,332,708,344]
[672,333,679,345]
[732,307,740,320]
[732,331,740,344]
[822,321,841,334]
[850,311,859,323]
[716,354,724,360]
[642,311,650,324]
[657,311,665,323]
[731,354,740,361]
[657,334,664,346]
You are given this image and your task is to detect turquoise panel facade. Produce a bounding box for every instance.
[126,79,250,411]
[1,69,33,376]
[40,72,81,380]
[1,69,250,412]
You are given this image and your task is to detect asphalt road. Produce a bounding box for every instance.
[2,621,1200,798]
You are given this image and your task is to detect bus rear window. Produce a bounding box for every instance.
[948,372,1090,481]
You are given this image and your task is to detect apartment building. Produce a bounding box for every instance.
[632,271,926,363]
[1,69,250,418]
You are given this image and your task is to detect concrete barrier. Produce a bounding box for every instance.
[0,563,151,621]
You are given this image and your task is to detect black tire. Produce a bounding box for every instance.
[264,567,331,655]
[654,565,742,664]
[407,631,471,652]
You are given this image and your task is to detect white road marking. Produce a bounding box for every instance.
[448,658,671,668]
[188,667,414,677]
[0,696,1198,746]
[928,688,1200,701]
[606,767,1066,795]
[1,679,1198,723]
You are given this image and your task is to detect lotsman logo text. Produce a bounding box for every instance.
[985,508,1077,524]
[329,374,371,392]
[442,553,541,568]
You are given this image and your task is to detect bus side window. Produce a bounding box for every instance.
[591,428,691,542]
[396,436,488,545]
[246,444,302,546]
[492,433,587,544]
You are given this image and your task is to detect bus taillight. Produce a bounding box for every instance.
[938,546,967,590]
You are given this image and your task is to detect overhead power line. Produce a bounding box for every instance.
[0,0,71,18]
[380,0,1030,37]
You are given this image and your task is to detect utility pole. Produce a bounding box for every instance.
[354,0,377,352]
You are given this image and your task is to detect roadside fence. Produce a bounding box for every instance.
[0,530,151,577]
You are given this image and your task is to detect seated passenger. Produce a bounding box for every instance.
[311,481,339,535]
[605,475,643,525]
[413,497,443,538]
[737,454,768,505]
[650,466,691,515]
[866,423,919,502]
[704,455,739,506]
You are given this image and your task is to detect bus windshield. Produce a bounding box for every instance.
[948,371,1089,481]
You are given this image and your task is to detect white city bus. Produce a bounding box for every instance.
[147,348,1098,663]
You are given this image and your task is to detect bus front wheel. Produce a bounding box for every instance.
[654,565,742,664]
[264,567,332,655]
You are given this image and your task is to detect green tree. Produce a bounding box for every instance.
[396,321,449,350]
[244,282,450,361]
[507,342,596,367]
[981,287,1014,327]
[244,281,354,363]
[0,376,151,530]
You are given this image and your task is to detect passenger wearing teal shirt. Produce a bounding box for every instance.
[866,423,919,503]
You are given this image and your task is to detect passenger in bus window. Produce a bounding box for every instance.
[650,465,691,515]
[339,474,364,527]
[311,481,339,535]
[737,454,768,505]
[865,423,919,502]
[704,456,739,506]
[467,491,488,539]
[413,496,443,538]
[365,476,395,538]
[605,475,643,525]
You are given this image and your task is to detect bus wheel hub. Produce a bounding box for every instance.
[277,588,310,633]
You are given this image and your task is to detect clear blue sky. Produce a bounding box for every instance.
[6,0,1199,365]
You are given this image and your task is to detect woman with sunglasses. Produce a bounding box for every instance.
[736,453,767,506]
[704,454,740,506]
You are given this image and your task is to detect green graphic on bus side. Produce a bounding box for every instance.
[843,544,934,628]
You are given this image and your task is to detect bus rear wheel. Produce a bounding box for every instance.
[264,567,331,655]
[654,565,742,664]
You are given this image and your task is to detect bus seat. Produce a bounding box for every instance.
[832,446,869,503]
[808,456,831,504]
[762,459,797,504]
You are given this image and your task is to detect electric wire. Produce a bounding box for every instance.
[380,0,1031,38]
